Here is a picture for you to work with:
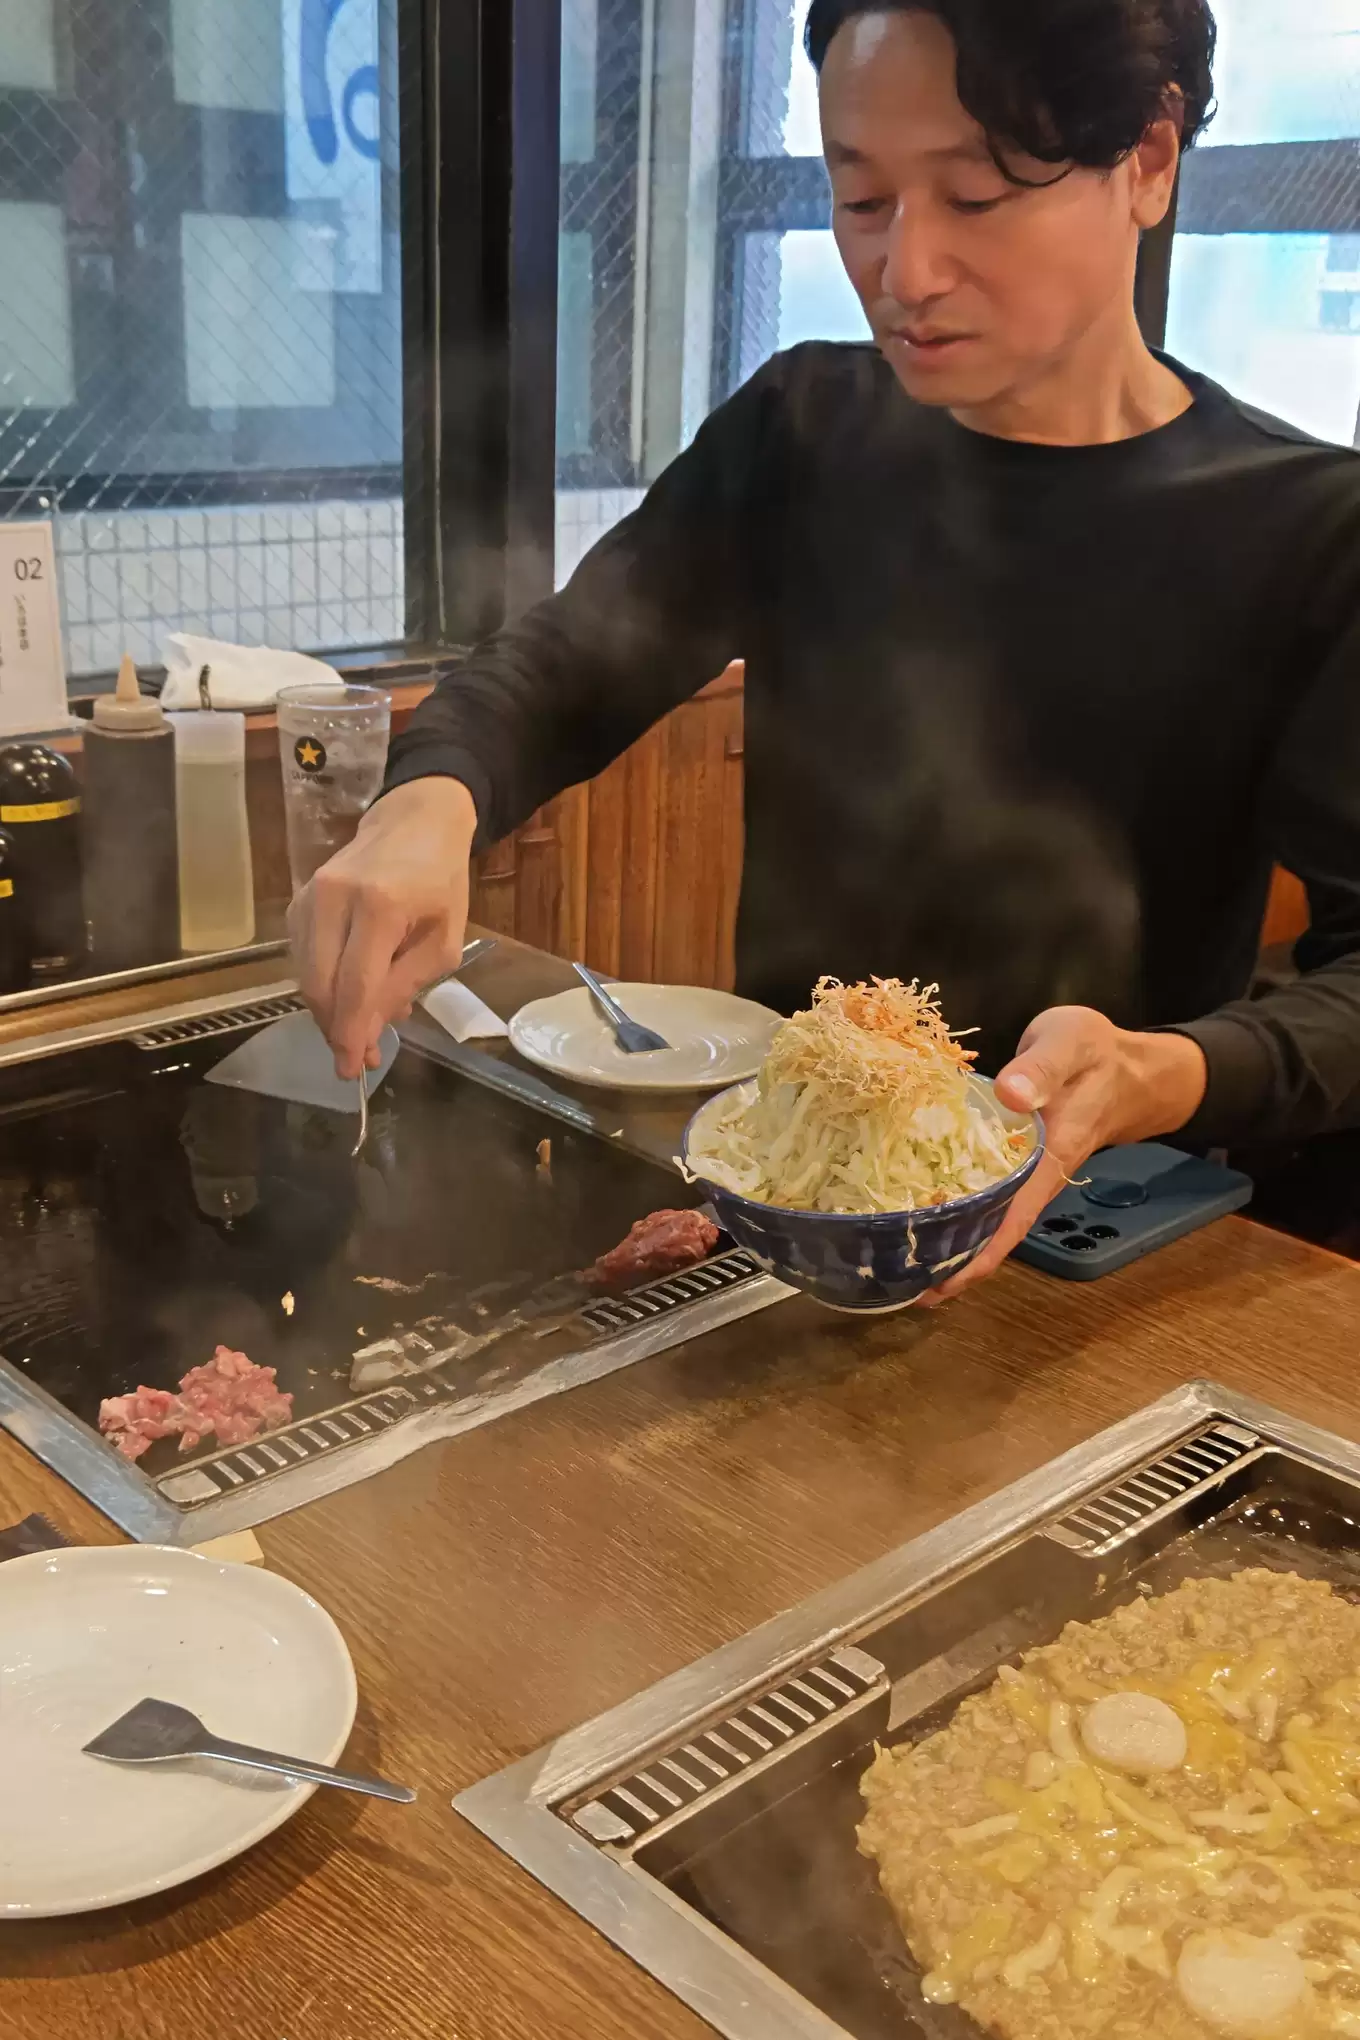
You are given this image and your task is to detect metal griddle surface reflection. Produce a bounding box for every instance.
[0,1011,783,1539]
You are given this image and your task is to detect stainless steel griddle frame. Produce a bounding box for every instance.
[0,938,290,1025]
[0,985,791,1542]
[455,1381,1360,2040]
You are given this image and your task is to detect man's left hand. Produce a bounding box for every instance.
[927,1008,1209,1305]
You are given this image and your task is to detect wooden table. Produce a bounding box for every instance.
[2,945,1358,2040]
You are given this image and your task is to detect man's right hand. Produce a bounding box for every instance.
[289,777,479,1080]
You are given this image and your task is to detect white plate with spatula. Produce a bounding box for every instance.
[510,982,781,1092]
[0,1545,359,1916]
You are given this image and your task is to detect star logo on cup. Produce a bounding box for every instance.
[294,737,327,774]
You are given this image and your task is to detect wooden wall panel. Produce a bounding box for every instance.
[467,833,519,939]
[462,665,745,992]
[556,782,592,964]
[513,813,565,957]
[581,725,665,981]
[579,744,629,978]
[615,730,666,980]
[653,696,724,989]
[717,692,745,992]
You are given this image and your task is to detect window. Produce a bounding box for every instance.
[1167,0,1360,446]
[555,0,864,584]
[714,0,864,391]
[0,0,406,675]
[28,2,1337,679]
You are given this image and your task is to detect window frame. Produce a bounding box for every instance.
[407,0,563,646]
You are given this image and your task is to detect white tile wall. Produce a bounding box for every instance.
[55,500,404,676]
[52,488,645,678]
[0,202,74,410]
[182,215,336,410]
[554,487,646,586]
[0,0,57,91]
[170,0,284,113]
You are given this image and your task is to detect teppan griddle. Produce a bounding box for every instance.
[0,987,786,1540]
[458,1384,1360,2040]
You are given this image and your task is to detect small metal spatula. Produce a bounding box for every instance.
[204,1010,399,1122]
[202,940,496,1155]
[83,1697,415,1804]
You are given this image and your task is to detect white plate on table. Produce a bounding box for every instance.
[0,1544,357,1918]
[510,983,781,1092]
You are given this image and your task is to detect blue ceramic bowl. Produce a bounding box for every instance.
[682,1077,1045,1313]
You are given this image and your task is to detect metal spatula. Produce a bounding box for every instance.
[83,1697,415,1804]
[204,1011,400,1121]
[0,1514,69,1563]
[203,939,499,1148]
[573,964,672,1052]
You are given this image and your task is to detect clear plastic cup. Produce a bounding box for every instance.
[276,683,392,892]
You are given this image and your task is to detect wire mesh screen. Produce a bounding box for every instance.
[554,0,857,582]
[735,0,795,155]
[556,0,807,578]
[558,0,642,491]
[0,0,405,673]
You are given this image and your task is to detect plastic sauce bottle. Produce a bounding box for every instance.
[0,826,32,994]
[166,713,256,953]
[0,742,86,974]
[83,654,181,972]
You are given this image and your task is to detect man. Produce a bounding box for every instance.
[293,0,1360,1297]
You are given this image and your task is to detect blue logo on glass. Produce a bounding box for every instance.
[300,0,381,165]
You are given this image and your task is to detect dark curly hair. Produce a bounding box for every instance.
[804,0,1217,174]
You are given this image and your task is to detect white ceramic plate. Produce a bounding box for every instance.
[0,1545,357,1918]
[510,984,781,1092]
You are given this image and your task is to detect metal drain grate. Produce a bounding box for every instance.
[155,1376,448,1506]
[152,1250,768,1509]
[132,994,306,1052]
[1045,1420,1262,1556]
[567,1647,888,1847]
[579,1248,761,1334]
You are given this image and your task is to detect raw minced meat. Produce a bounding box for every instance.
[176,1346,293,1449]
[99,1347,294,1463]
[586,1208,719,1290]
[96,1385,196,1463]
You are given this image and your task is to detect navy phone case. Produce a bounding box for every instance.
[1014,1142,1254,1281]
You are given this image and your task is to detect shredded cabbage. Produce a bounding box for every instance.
[689,977,1031,1214]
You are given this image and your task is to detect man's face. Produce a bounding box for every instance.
[821,11,1168,416]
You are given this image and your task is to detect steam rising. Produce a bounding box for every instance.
[740,647,1142,1071]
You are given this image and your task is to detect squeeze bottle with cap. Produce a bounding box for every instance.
[83,653,180,972]
[167,712,256,953]
[0,741,85,973]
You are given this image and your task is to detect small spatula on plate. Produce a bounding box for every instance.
[83,1697,415,1804]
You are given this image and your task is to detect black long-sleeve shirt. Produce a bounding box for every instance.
[388,342,1360,1148]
